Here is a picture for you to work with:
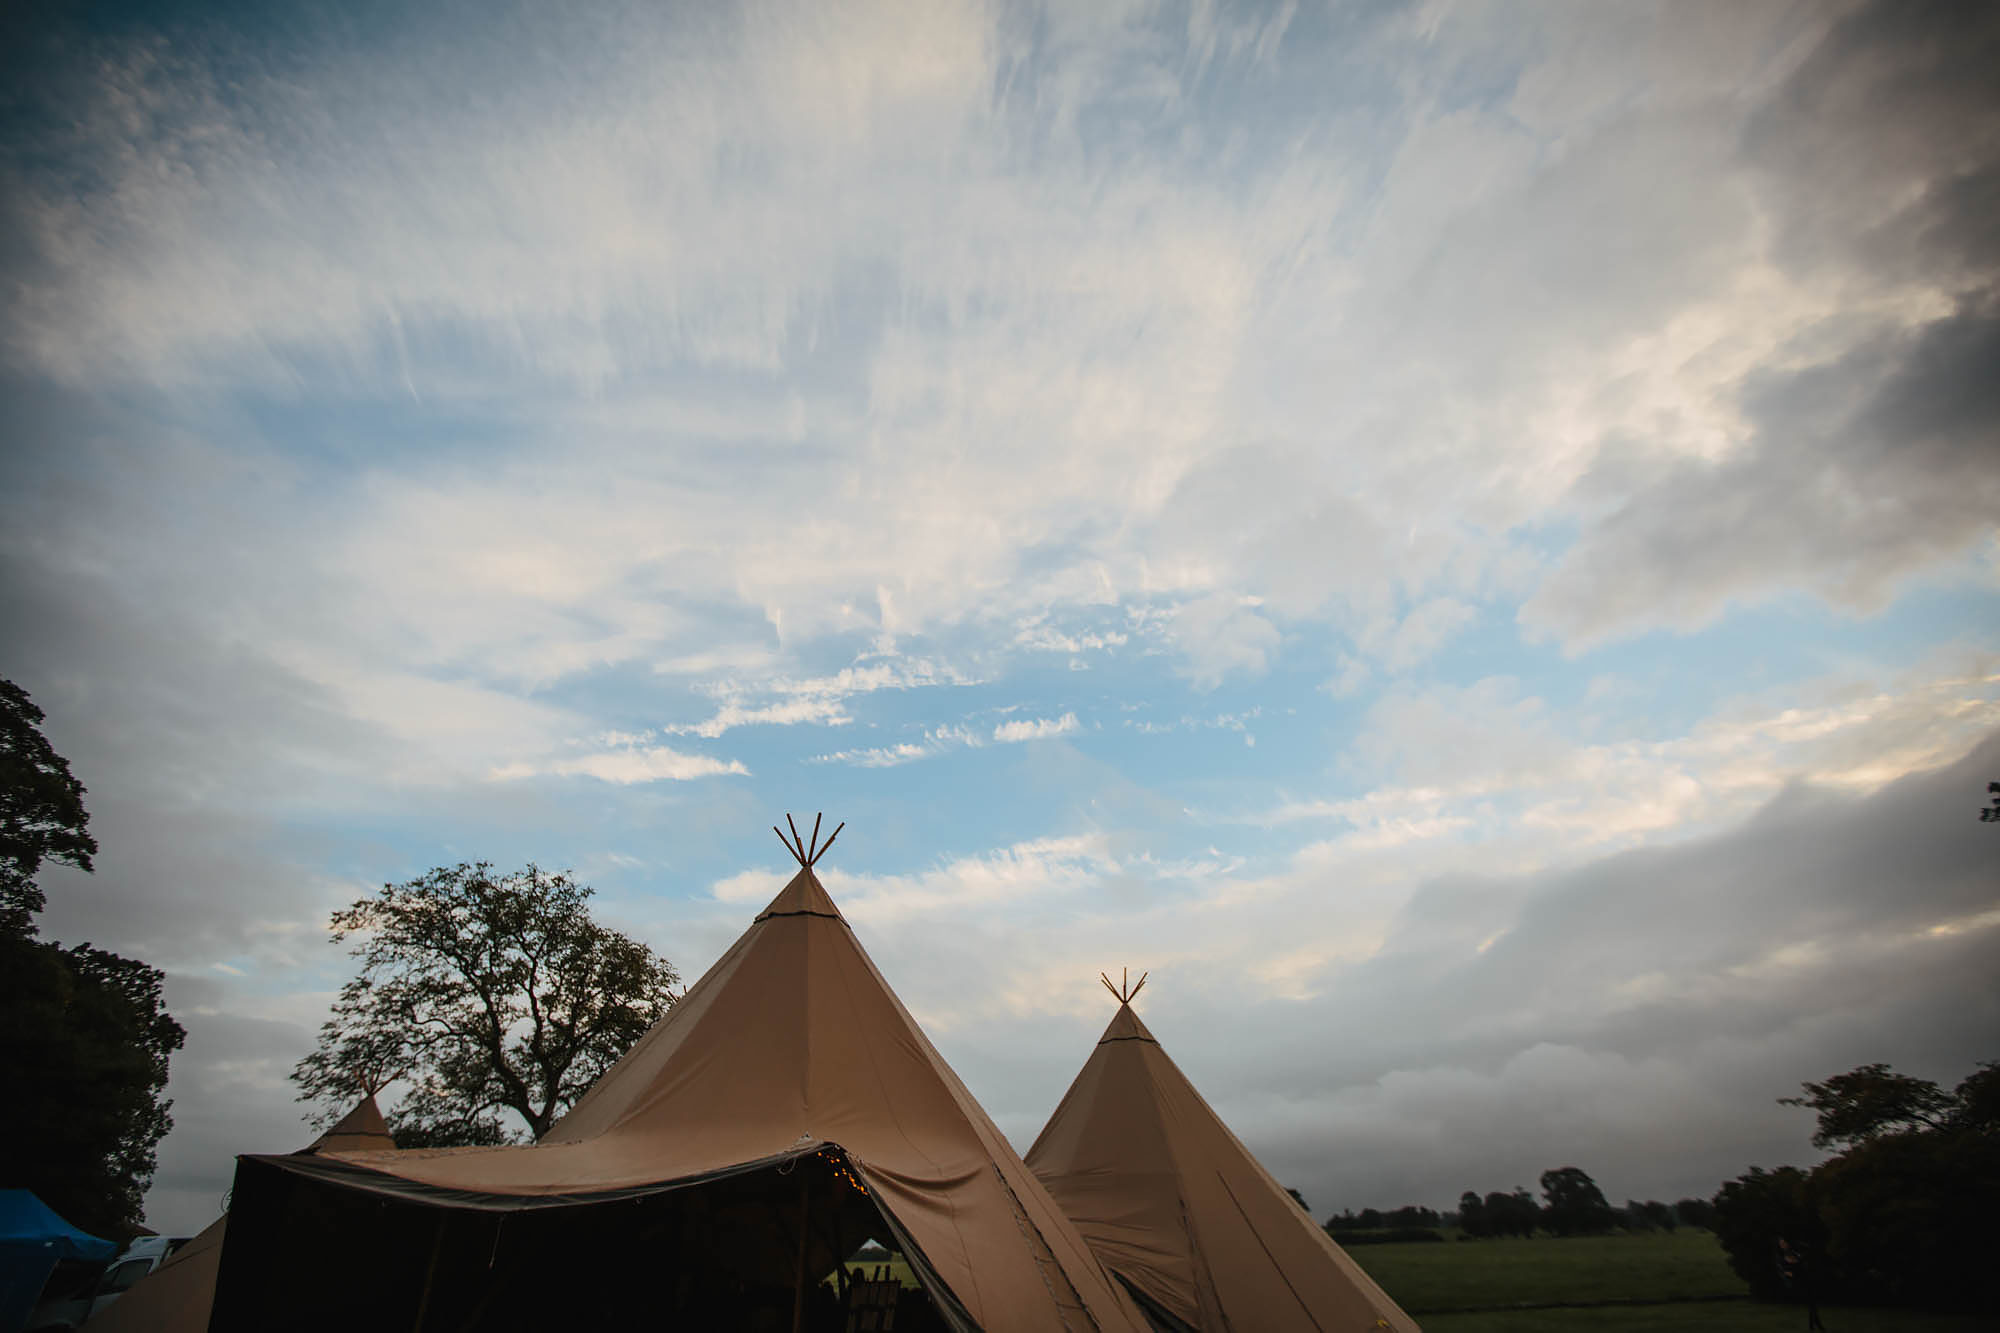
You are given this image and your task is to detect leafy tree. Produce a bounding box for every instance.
[1482,1188,1540,1238]
[1981,780,1999,822]
[1285,1187,1309,1212]
[1714,1057,2000,1315]
[1779,1062,1955,1148]
[0,679,98,938]
[1813,1117,2000,1313]
[1624,1198,1675,1231]
[293,862,679,1144]
[0,940,184,1235]
[1673,1196,1716,1230]
[1947,1061,2000,1131]
[0,679,182,1237]
[1712,1165,1825,1301]
[1539,1166,1617,1236]
[1457,1191,1488,1238]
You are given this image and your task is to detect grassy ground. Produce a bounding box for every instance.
[1341,1231,1990,1332]
[1420,1304,1993,1332]
[1349,1231,1745,1311]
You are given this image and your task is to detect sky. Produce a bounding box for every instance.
[2,0,1996,1235]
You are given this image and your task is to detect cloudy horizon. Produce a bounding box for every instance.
[3,0,1996,1234]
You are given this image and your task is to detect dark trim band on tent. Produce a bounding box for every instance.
[238,1141,830,1211]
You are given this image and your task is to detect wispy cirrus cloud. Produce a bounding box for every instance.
[666,657,981,738]
[492,742,748,784]
[811,711,1079,768]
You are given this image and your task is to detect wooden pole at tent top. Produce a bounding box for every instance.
[1100,967,1148,1004]
[774,813,845,868]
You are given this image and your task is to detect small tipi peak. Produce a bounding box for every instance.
[301,1092,396,1155]
[754,812,847,920]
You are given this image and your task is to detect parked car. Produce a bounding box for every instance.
[27,1235,191,1330]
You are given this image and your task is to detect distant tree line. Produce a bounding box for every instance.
[1325,1167,1719,1245]
[1316,1058,1995,1318]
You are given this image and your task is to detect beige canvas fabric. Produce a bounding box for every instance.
[304,1092,395,1155]
[79,1216,225,1333]
[82,1095,394,1333]
[1027,1004,1421,1333]
[311,868,1147,1333]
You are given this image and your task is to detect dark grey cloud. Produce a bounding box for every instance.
[1155,730,2000,1212]
[1529,1,2000,641]
[141,980,321,1233]
[1745,0,2000,289]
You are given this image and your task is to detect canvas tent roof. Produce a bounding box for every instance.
[81,1095,396,1333]
[1027,1000,1420,1333]
[214,849,1148,1332]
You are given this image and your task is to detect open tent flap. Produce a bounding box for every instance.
[210,1145,971,1332]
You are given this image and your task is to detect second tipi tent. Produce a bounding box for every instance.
[1027,983,1420,1332]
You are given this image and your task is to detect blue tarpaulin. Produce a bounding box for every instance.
[0,1191,116,1333]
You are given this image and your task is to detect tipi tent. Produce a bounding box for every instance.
[81,1092,398,1333]
[1026,978,1420,1332]
[210,821,1149,1332]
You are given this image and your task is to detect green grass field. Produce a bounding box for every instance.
[843,1231,1988,1330]
[1340,1231,1991,1333]
[1349,1231,1745,1311]
[1420,1305,1994,1333]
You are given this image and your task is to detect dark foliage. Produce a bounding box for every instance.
[1716,1058,2000,1315]
[1540,1166,1618,1236]
[0,935,186,1236]
[0,679,98,938]
[1673,1196,1716,1230]
[293,862,680,1144]
[0,679,181,1237]
[1325,1204,1440,1232]
[1455,1190,1486,1236]
[1713,1165,1825,1301]
[1480,1188,1541,1237]
[1327,1227,1445,1246]
[1624,1199,1676,1232]
[1815,1124,2000,1313]
[1779,1062,1955,1149]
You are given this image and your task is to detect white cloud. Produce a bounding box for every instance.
[493,743,748,784]
[1259,653,2000,867]
[667,657,980,738]
[809,710,1078,768]
[1162,595,1282,688]
[993,712,1079,743]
